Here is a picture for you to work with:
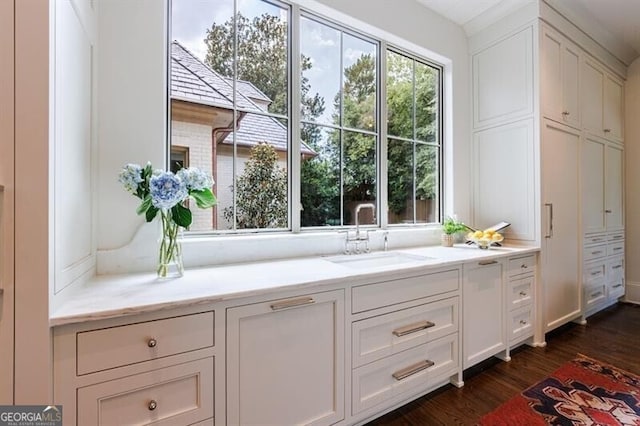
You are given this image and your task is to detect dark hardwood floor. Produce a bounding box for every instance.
[366,303,640,426]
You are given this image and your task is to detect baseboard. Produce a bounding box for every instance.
[624,281,640,304]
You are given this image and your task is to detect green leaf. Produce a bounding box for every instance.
[171,203,192,228]
[145,206,159,222]
[136,196,152,215]
[190,189,217,209]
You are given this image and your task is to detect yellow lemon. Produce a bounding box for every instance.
[484,229,495,236]
[473,230,483,239]
[482,231,492,239]
[492,233,503,242]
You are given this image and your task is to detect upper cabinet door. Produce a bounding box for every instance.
[541,26,580,128]
[603,75,624,143]
[581,58,605,137]
[473,27,533,129]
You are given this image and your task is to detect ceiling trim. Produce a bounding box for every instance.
[463,0,533,36]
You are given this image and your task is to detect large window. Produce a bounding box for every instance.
[170,0,442,233]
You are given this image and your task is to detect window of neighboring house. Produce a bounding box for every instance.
[170,146,189,174]
[170,0,443,234]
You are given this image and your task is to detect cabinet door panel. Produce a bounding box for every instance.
[562,44,580,128]
[581,59,604,136]
[227,290,344,426]
[581,136,606,234]
[463,261,504,369]
[604,75,624,142]
[605,144,624,230]
[541,28,563,120]
[542,121,581,331]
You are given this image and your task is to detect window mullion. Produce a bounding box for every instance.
[290,3,301,232]
[379,42,388,229]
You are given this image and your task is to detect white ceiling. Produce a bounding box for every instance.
[416,0,640,64]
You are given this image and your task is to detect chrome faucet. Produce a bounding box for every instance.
[344,203,376,254]
[354,203,376,240]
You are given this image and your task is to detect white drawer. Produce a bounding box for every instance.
[506,255,536,278]
[352,297,458,368]
[77,312,214,375]
[583,261,606,285]
[352,269,459,313]
[352,333,458,415]
[609,280,625,300]
[77,357,214,426]
[508,305,533,343]
[608,232,624,242]
[584,234,607,245]
[508,276,533,311]
[584,283,607,311]
[608,257,624,282]
[607,242,624,257]
[583,244,607,262]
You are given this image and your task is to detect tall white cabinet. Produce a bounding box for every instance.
[470,6,626,339]
[0,0,15,404]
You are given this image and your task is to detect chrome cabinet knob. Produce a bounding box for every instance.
[148,400,157,411]
[147,338,157,348]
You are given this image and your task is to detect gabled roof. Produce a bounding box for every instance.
[170,41,315,156]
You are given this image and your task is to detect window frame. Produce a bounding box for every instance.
[167,0,445,235]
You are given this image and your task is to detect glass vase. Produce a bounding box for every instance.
[157,211,184,279]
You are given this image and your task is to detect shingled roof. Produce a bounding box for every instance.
[171,41,314,156]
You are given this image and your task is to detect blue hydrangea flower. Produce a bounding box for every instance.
[149,172,187,210]
[118,163,143,194]
[177,167,214,191]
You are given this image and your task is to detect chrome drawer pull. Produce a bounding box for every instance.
[590,291,602,298]
[520,264,528,269]
[613,247,623,251]
[392,359,434,381]
[613,265,623,269]
[592,251,603,255]
[148,400,157,411]
[147,338,157,348]
[613,284,623,288]
[392,320,435,337]
[519,320,528,325]
[519,291,527,296]
[270,297,315,311]
[590,271,601,276]
[479,260,497,266]
[612,235,623,240]
[605,209,612,213]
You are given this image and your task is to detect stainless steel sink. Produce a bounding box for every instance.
[324,251,436,269]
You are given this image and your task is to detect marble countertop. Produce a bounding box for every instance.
[50,243,539,327]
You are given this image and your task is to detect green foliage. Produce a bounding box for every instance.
[442,217,466,235]
[224,143,288,229]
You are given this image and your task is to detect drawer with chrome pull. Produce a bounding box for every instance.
[77,357,214,425]
[608,257,624,282]
[508,276,534,310]
[508,305,533,342]
[76,311,214,375]
[583,244,607,262]
[584,283,607,311]
[352,297,458,367]
[506,254,536,278]
[351,333,458,414]
[608,232,624,242]
[607,241,624,257]
[608,280,625,300]
[584,233,608,245]
[583,261,606,285]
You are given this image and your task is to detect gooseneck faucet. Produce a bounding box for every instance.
[355,203,376,240]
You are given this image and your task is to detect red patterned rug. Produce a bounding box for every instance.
[478,355,640,425]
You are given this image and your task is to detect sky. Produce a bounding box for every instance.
[171,0,373,124]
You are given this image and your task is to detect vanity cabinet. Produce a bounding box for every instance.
[226,289,344,426]
[462,259,505,368]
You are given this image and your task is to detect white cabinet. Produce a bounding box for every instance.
[542,120,581,331]
[541,25,580,128]
[605,143,624,230]
[226,290,344,426]
[462,259,505,369]
[581,57,624,142]
[53,309,216,426]
[581,136,624,234]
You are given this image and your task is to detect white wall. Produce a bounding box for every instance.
[97,0,166,250]
[625,57,640,303]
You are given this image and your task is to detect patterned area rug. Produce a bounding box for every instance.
[478,355,640,425]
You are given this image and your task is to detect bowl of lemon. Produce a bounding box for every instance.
[466,229,504,249]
